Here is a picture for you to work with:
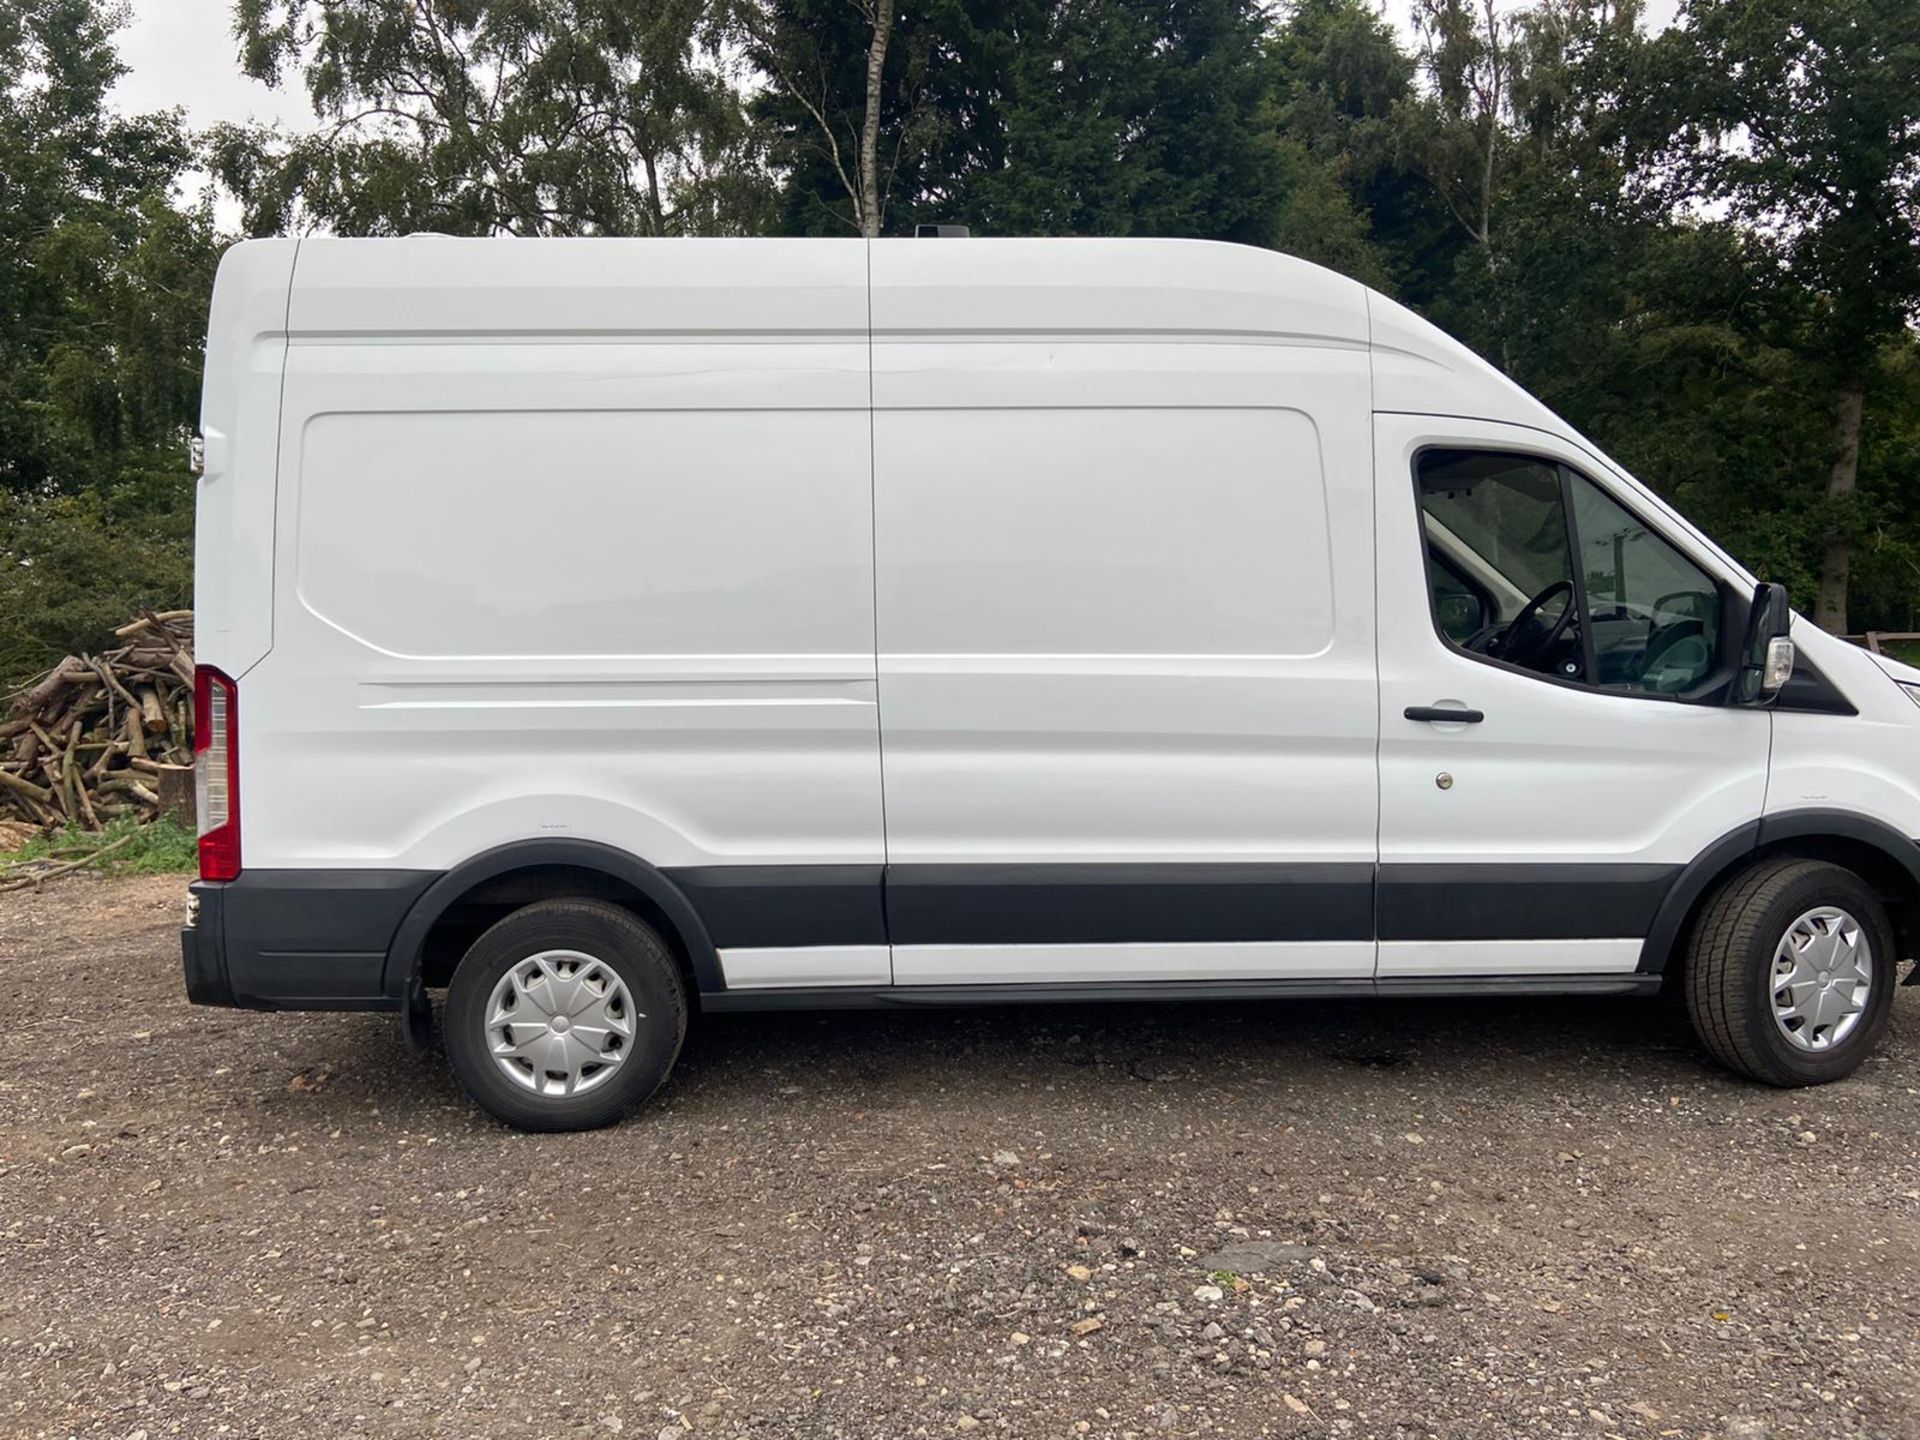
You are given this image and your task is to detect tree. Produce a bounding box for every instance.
[984,0,1283,242]
[739,0,1033,236]
[218,0,771,237]
[1261,0,1439,292]
[1383,3,1653,349]
[1401,0,1510,259]
[0,0,213,497]
[857,0,895,236]
[0,0,217,677]
[733,0,893,236]
[1657,0,1920,633]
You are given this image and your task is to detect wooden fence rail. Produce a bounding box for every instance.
[1842,632,1920,654]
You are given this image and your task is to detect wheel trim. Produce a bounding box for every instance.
[1769,906,1873,1053]
[484,950,640,1097]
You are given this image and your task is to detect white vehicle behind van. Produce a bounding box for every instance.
[184,237,1920,1130]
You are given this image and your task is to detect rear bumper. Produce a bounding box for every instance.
[181,870,437,1010]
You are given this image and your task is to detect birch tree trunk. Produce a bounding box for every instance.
[1815,382,1865,634]
[857,0,895,238]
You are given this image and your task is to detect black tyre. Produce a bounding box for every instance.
[1684,858,1896,1087]
[443,899,688,1131]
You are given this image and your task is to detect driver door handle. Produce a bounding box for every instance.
[1405,705,1485,724]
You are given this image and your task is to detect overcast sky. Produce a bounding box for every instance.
[111,0,1685,134]
[111,0,312,131]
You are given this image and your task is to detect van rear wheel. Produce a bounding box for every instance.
[443,899,687,1131]
[1684,858,1895,1087]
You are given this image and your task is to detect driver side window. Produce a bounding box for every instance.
[1418,450,1585,682]
[1416,449,1722,696]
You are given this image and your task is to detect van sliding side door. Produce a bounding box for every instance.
[867,240,1381,989]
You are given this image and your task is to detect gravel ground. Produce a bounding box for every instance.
[3,875,1919,1440]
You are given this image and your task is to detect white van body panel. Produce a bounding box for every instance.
[867,240,1376,874]
[285,235,868,338]
[195,238,297,679]
[248,238,883,872]
[869,236,1370,344]
[1768,622,1920,837]
[1367,289,1565,435]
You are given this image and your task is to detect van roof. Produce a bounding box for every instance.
[234,233,1597,448]
[282,234,1380,338]
[211,234,1749,585]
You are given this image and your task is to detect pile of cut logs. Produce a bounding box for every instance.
[0,611,195,832]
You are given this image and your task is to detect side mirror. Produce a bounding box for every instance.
[1736,582,1794,705]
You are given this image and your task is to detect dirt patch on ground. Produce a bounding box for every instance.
[2,875,1917,1439]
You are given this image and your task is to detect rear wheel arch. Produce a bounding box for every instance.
[382,840,722,1000]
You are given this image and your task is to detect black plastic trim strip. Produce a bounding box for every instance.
[885,863,1377,945]
[1376,974,1660,997]
[1758,809,1920,888]
[1773,652,1857,715]
[1633,811,1920,974]
[182,882,233,1006]
[665,864,886,949]
[1634,822,1760,973]
[216,822,1917,1007]
[204,849,1800,1012]
[1376,863,1681,942]
[198,870,435,1010]
[383,839,726,994]
[701,974,1659,1012]
[706,978,1374,1010]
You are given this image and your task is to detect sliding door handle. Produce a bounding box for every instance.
[1404,705,1484,724]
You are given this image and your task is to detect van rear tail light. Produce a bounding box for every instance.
[193,665,241,882]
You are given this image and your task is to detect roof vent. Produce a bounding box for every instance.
[914,224,970,238]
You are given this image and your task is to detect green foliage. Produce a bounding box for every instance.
[218,0,773,236]
[1,814,198,875]
[985,0,1285,242]
[0,1,216,501]
[737,0,1034,236]
[0,0,212,684]
[1261,0,1427,291]
[1848,346,1920,630]
[1657,0,1920,370]
[1648,0,1920,629]
[0,486,194,683]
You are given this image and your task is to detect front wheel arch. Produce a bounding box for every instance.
[1641,810,1920,981]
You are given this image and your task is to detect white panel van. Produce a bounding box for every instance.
[184,237,1920,1130]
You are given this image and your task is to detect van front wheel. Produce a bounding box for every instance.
[443,899,688,1131]
[1684,858,1896,1087]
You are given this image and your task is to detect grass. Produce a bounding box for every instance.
[1,814,197,877]
[1873,638,1920,668]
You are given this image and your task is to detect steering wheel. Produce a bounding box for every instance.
[1493,579,1576,666]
